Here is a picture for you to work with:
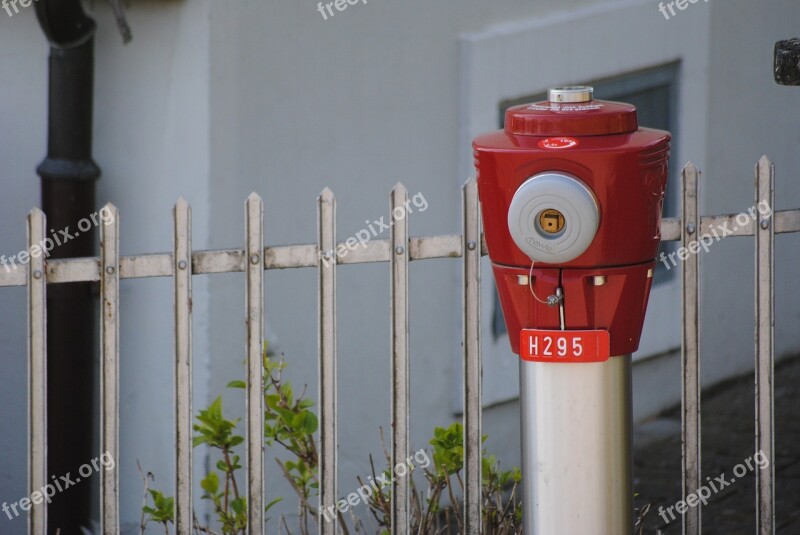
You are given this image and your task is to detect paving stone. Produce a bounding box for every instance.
[633,356,800,534]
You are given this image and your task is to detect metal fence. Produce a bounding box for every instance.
[4,157,798,534]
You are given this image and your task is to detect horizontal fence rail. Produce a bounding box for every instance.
[4,211,800,288]
[15,159,795,534]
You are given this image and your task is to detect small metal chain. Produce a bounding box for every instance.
[527,260,563,308]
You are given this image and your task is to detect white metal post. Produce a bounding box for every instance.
[520,355,633,535]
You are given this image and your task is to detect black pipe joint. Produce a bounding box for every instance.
[775,39,800,86]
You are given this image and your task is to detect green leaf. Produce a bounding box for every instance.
[144,489,174,524]
[265,496,283,513]
[231,496,247,515]
[292,410,318,434]
[201,471,219,496]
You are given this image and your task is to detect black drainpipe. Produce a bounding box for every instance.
[775,39,800,86]
[34,1,100,533]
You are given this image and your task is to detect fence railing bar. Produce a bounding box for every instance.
[1,268,27,287]
[389,184,410,534]
[173,199,193,534]
[412,235,464,260]
[681,164,701,535]
[755,156,776,535]
[0,236,463,287]
[462,178,482,535]
[122,253,174,279]
[774,209,800,234]
[100,203,120,535]
[661,209,800,242]
[662,218,683,241]
[5,206,800,289]
[318,188,338,535]
[245,194,265,534]
[195,250,247,274]
[27,208,47,535]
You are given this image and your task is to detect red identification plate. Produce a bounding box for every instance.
[520,329,610,363]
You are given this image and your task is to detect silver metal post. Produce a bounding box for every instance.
[755,156,775,534]
[520,355,633,535]
[318,188,338,535]
[28,208,48,535]
[390,184,410,534]
[462,178,482,535]
[100,203,120,535]
[173,199,193,534]
[244,194,264,535]
[681,163,701,535]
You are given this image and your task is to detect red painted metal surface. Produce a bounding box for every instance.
[520,329,611,363]
[493,262,655,355]
[474,97,670,356]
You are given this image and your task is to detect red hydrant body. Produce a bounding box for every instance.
[474,88,671,356]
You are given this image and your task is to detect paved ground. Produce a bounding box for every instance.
[633,356,800,534]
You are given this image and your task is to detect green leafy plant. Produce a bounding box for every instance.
[351,423,522,534]
[192,396,248,534]
[140,346,522,534]
[142,489,174,534]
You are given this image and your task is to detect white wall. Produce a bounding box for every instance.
[0,9,47,535]
[701,0,800,387]
[0,1,213,533]
[206,0,601,527]
[93,3,214,532]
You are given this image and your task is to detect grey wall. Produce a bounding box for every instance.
[701,0,800,387]
[0,2,214,533]
[206,0,600,528]
[0,10,46,534]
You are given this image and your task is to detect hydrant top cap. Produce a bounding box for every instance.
[504,91,639,137]
[549,86,594,103]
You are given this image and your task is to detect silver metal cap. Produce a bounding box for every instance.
[548,86,594,103]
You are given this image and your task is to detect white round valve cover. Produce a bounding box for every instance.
[507,172,599,264]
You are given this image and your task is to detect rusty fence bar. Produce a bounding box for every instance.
[462,178,483,535]
[755,156,776,535]
[99,204,120,534]
[173,199,193,534]
[680,163,702,535]
[245,194,265,534]
[6,214,800,290]
[318,188,338,535]
[17,159,795,534]
[390,184,410,533]
[27,209,47,535]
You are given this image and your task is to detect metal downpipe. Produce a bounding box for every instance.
[34,1,100,532]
